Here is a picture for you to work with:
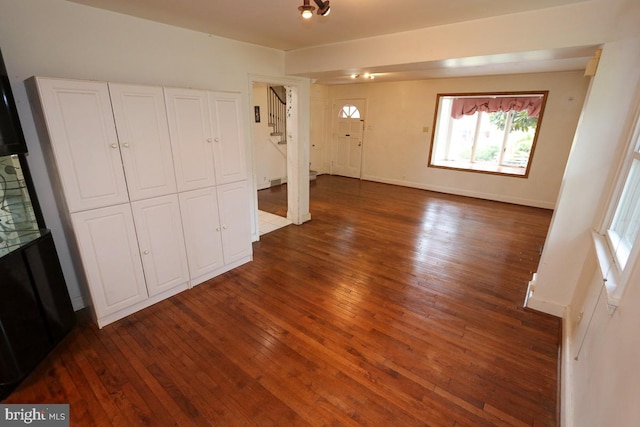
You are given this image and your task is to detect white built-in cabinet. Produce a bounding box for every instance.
[70,204,148,317]
[178,181,252,285]
[216,181,252,263]
[179,187,225,282]
[130,195,190,297]
[209,93,248,185]
[164,88,217,192]
[33,79,129,212]
[109,83,178,201]
[164,88,247,191]
[30,77,252,328]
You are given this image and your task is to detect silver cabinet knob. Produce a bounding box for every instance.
[214,137,220,143]
[207,138,212,143]
[111,143,118,148]
[143,250,150,255]
[123,143,130,148]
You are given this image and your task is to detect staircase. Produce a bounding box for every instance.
[265,85,317,183]
[268,86,286,145]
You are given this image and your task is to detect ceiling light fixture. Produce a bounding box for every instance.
[299,0,331,19]
[351,72,376,80]
[298,0,315,19]
[314,0,331,16]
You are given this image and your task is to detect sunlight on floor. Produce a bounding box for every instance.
[258,210,292,236]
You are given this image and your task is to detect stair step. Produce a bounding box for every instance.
[270,132,283,137]
[277,140,287,145]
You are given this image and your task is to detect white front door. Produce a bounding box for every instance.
[332,99,365,178]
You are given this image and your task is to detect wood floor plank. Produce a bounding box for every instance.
[3,176,560,426]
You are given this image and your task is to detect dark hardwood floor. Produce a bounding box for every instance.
[3,175,561,426]
[258,182,288,217]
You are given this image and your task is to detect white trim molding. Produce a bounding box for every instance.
[524,273,567,317]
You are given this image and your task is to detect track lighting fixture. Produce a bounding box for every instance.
[314,0,331,16]
[350,72,376,80]
[299,0,331,19]
[298,0,314,19]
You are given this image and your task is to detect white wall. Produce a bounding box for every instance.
[252,85,287,190]
[327,71,588,208]
[554,35,640,427]
[518,0,640,424]
[0,0,286,309]
[528,35,640,315]
[566,255,640,427]
[285,1,615,77]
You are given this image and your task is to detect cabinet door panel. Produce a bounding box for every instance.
[109,84,177,201]
[34,78,128,212]
[179,187,224,280]
[23,233,76,342]
[217,181,252,264]
[0,250,52,384]
[71,205,147,316]
[209,93,247,184]
[164,88,216,192]
[131,195,189,296]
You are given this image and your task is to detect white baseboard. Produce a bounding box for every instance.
[361,174,556,209]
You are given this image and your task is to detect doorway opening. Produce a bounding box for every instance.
[249,74,311,240]
[251,82,291,235]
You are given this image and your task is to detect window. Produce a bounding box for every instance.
[594,106,640,308]
[428,92,548,177]
[339,104,361,119]
[608,145,640,271]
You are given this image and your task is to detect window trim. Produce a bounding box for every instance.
[427,91,549,178]
[593,101,640,311]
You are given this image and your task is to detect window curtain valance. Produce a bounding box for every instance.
[451,96,544,119]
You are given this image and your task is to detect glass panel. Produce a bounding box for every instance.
[501,111,537,167]
[609,158,640,269]
[447,112,476,162]
[339,105,360,119]
[474,112,501,165]
[0,155,39,255]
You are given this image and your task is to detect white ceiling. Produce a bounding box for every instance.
[67,0,598,84]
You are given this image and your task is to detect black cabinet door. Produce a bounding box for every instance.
[23,233,75,343]
[0,249,51,386]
